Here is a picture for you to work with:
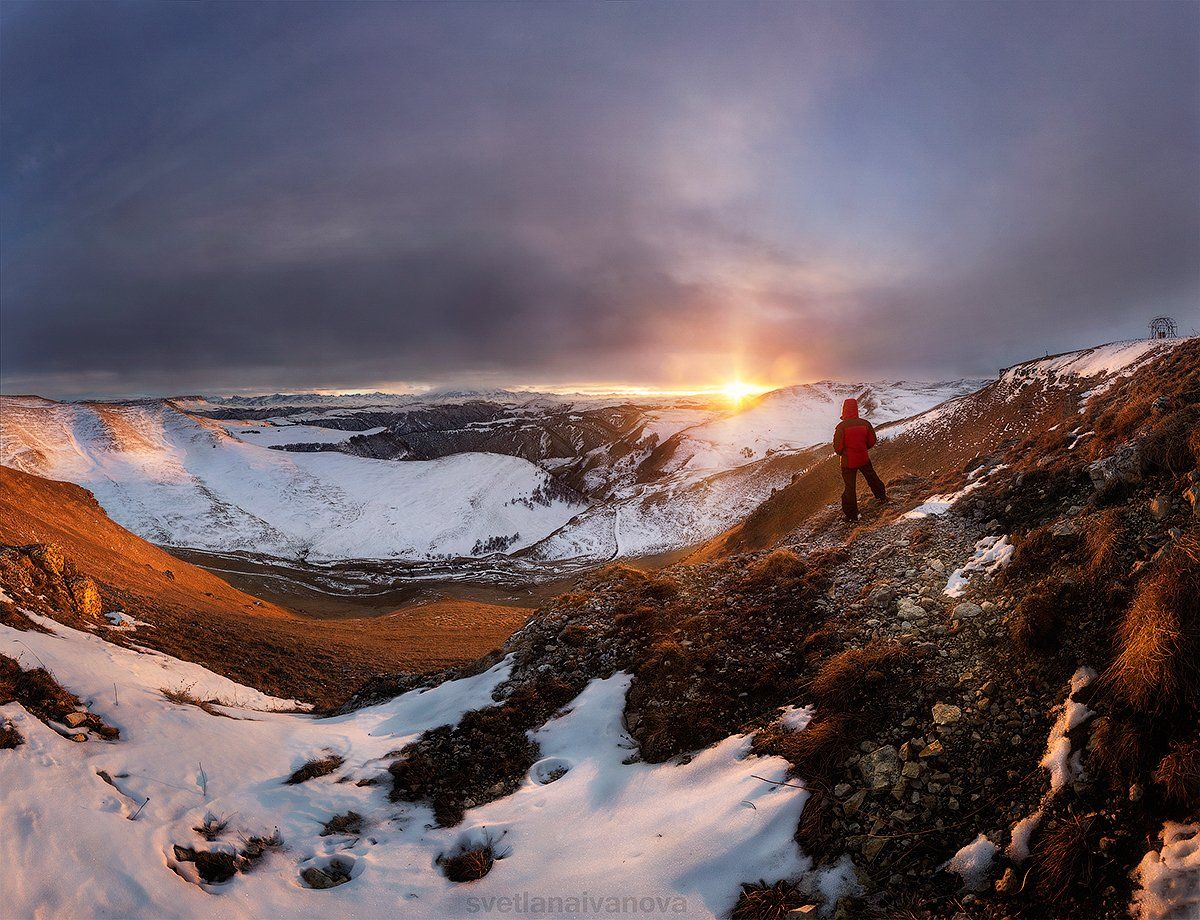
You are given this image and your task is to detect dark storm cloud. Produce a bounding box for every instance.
[2,1,1197,397]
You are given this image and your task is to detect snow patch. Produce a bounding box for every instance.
[777,704,815,733]
[1040,666,1097,792]
[1132,822,1200,920]
[943,833,998,891]
[944,535,1013,597]
[1006,808,1043,863]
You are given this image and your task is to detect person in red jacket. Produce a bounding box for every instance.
[833,397,887,522]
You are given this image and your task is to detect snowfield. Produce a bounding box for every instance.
[0,399,584,562]
[0,614,815,919]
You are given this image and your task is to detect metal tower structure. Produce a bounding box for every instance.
[1148,316,1178,339]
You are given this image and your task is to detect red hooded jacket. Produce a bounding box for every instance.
[833,398,876,469]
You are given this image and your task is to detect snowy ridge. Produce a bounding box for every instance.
[0,398,584,562]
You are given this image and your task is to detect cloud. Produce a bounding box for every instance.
[1,1,1197,398]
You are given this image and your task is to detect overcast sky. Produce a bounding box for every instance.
[2,1,1197,398]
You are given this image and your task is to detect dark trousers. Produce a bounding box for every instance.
[841,462,886,521]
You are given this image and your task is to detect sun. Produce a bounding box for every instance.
[720,380,766,405]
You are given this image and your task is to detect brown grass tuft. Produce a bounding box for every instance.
[1087,716,1145,790]
[1008,525,1073,580]
[793,789,838,855]
[1142,407,1200,477]
[742,549,806,591]
[1152,739,1200,811]
[439,845,495,882]
[808,642,908,712]
[320,810,363,837]
[1030,812,1101,904]
[731,879,808,919]
[1009,578,1083,657]
[285,752,344,785]
[753,714,850,781]
[0,719,22,749]
[1101,538,1200,715]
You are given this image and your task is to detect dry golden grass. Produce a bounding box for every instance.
[1030,812,1101,904]
[439,845,495,882]
[731,879,807,919]
[1101,538,1200,715]
[808,641,908,709]
[1083,509,1127,584]
[1088,715,1145,790]
[1152,738,1200,811]
[285,752,344,785]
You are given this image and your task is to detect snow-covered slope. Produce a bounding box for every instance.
[0,614,810,918]
[651,380,983,475]
[532,379,983,560]
[0,398,583,562]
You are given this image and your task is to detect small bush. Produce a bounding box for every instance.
[285,752,344,785]
[439,845,495,882]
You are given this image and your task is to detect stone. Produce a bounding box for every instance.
[66,576,102,617]
[868,585,898,606]
[1052,519,1081,538]
[1185,485,1200,517]
[928,559,945,573]
[843,790,867,815]
[862,837,887,860]
[860,745,901,790]
[920,739,944,759]
[63,711,88,728]
[302,868,338,890]
[833,783,851,797]
[69,733,87,743]
[902,761,922,779]
[1149,495,1173,520]
[1087,443,1143,492]
[952,602,982,619]
[995,867,1018,895]
[932,703,962,725]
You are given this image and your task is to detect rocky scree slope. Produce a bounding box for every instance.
[360,339,1198,918]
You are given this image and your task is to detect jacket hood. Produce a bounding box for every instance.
[841,398,859,420]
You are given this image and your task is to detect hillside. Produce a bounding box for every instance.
[0,338,1195,919]
[0,398,585,561]
[0,466,531,706]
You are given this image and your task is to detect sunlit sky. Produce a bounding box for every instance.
[2,1,1197,399]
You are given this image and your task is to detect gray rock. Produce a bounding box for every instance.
[860,745,902,789]
[952,602,983,619]
[1087,443,1143,492]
